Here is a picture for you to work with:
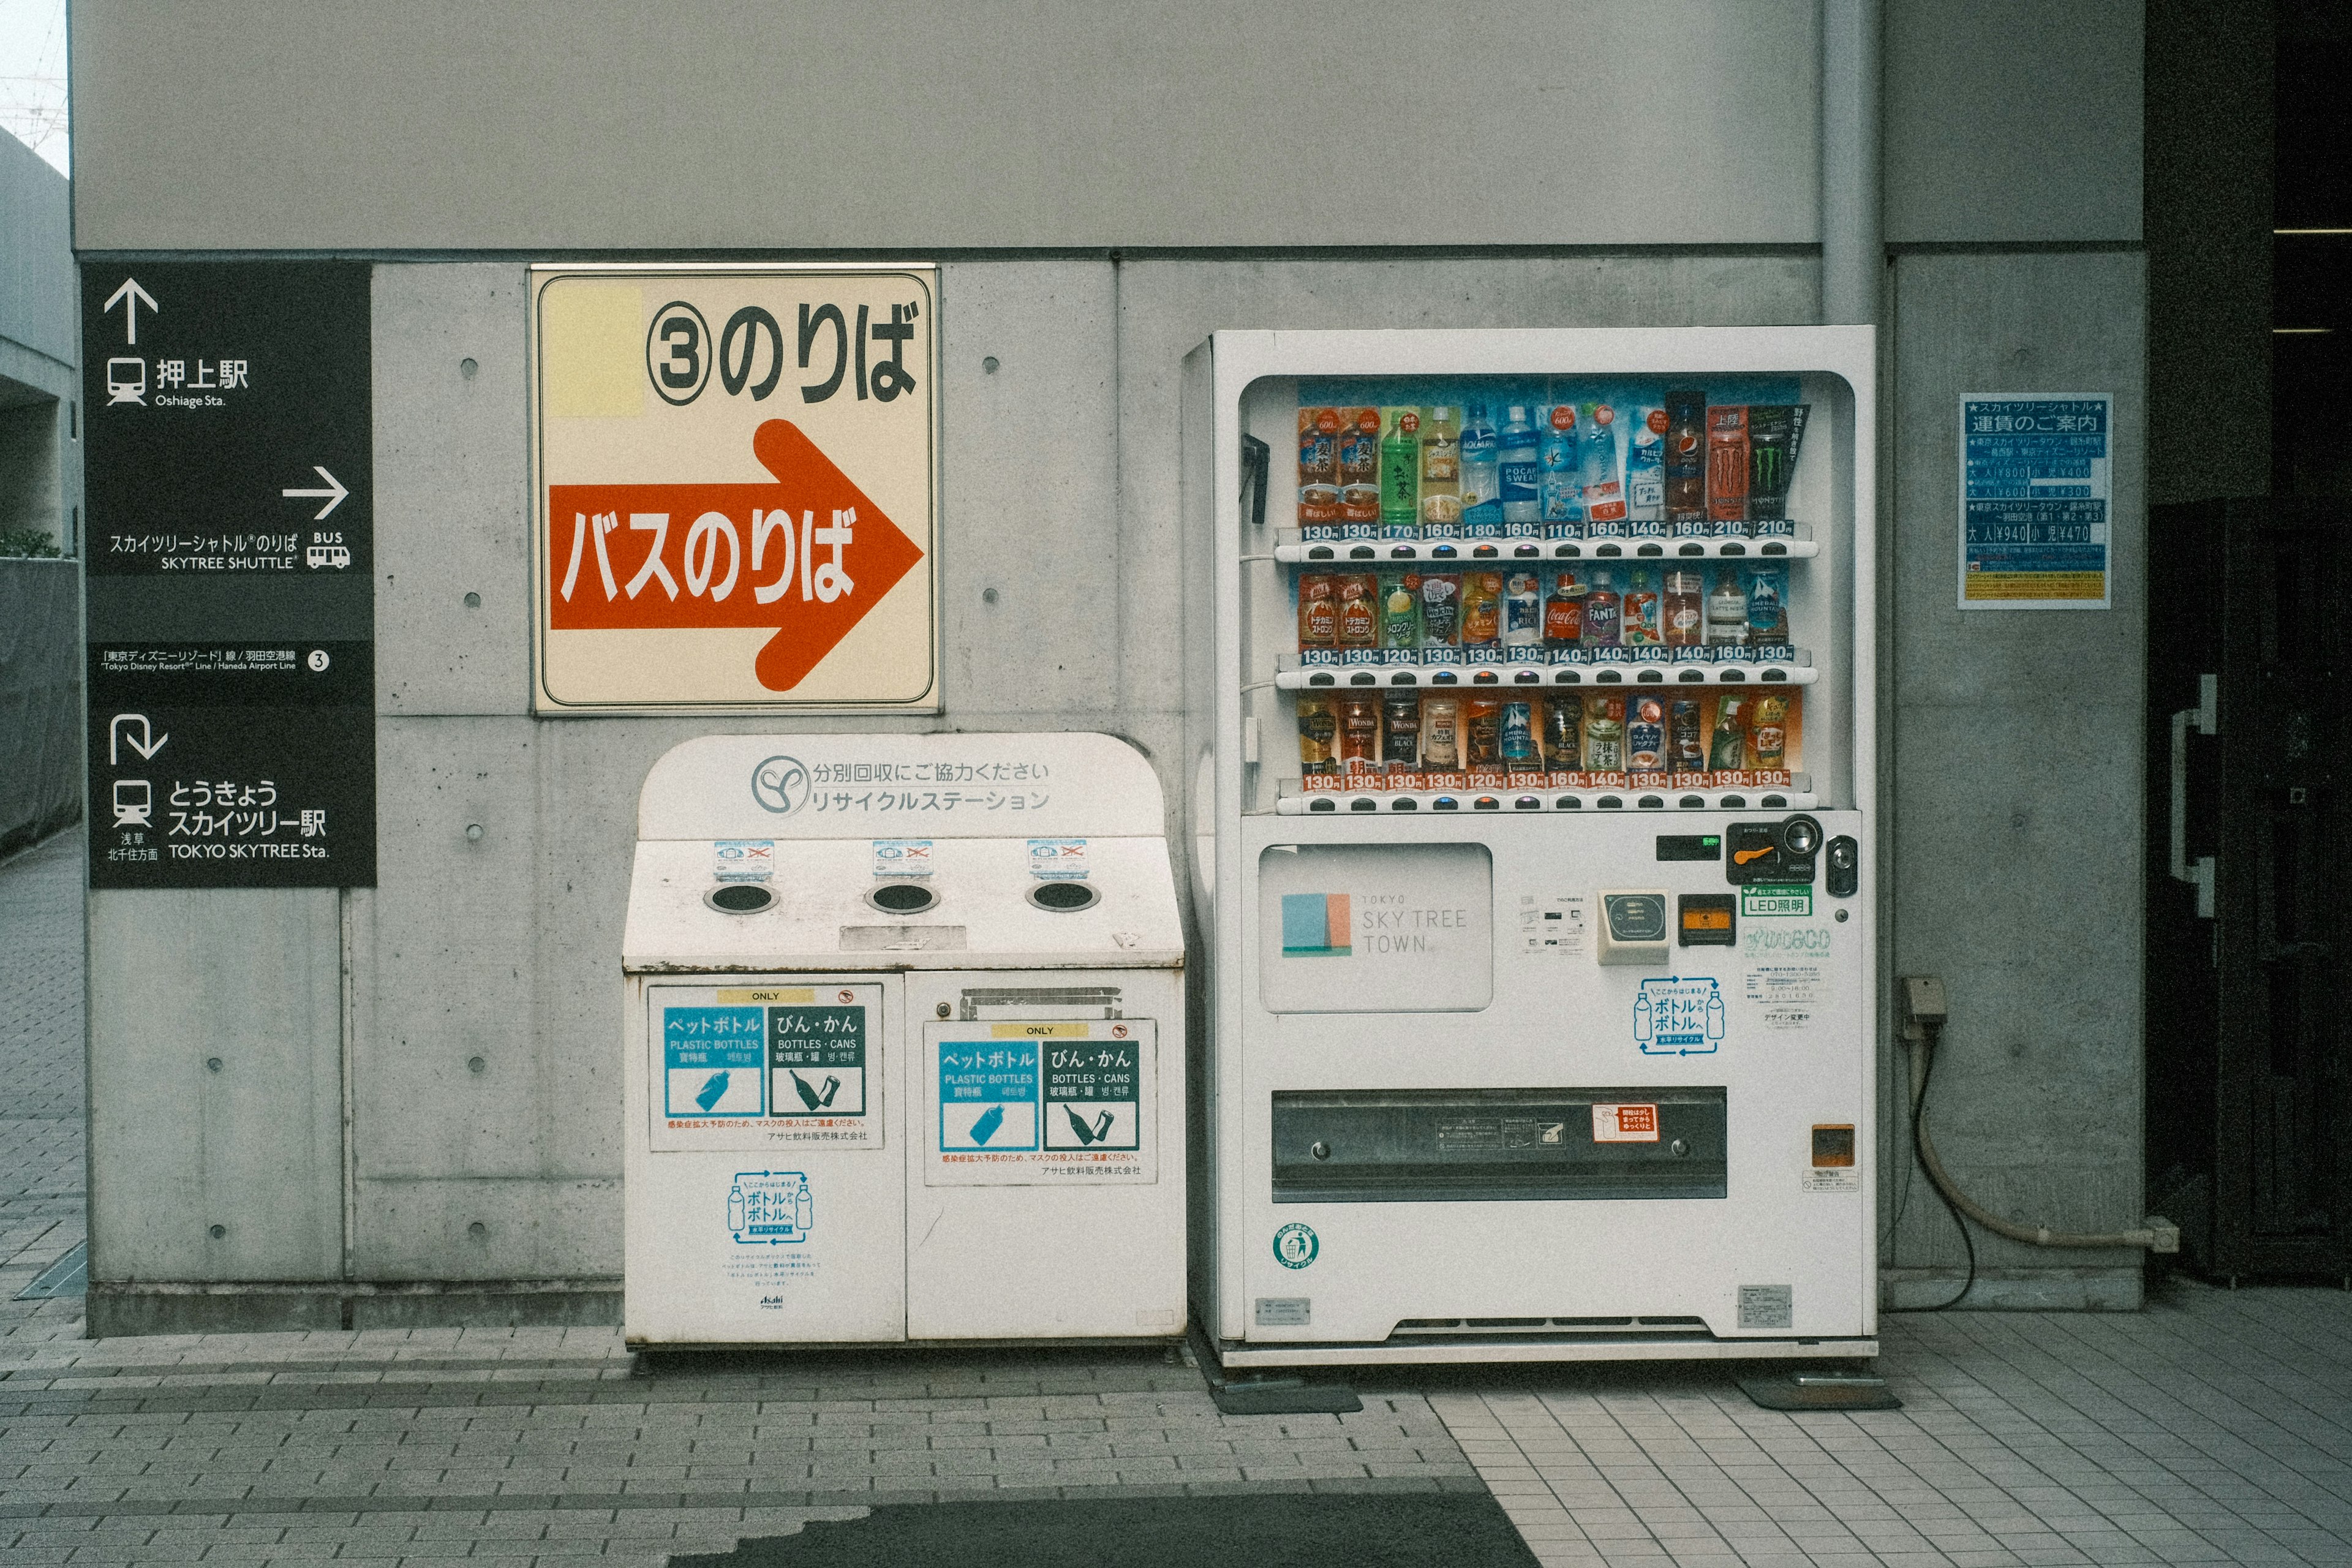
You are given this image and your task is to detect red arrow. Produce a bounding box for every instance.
[547,420,924,691]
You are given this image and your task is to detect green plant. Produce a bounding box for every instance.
[0,527,63,559]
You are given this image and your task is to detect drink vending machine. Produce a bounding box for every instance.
[622,732,1186,1347]
[1180,328,1877,1366]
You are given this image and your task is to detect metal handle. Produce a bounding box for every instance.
[2169,673,2217,919]
[1241,434,1270,529]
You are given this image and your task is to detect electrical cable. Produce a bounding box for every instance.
[1897,1020,1975,1311]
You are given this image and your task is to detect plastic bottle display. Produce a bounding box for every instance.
[1501,570,1544,649]
[1578,402,1627,530]
[1291,387,1809,541]
[1744,565,1789,646]
[1336,574,1378,655]
[1706,572,1749,646]
[1621,570,1660,647]
[1459,571,1503,654]
[1626,693,1667,773]
[1582,693,1626,772]
[1662,569,1705,647]
[1298,573,1336,658]
[1499,405,1541,527]
[1625,407,1666,528]
[1298,407,1342,527]
[1581,570,1621,646]
[1337,407,1382,529]
[1664,387,1708,534]
[1288,685,1799,792]
[1543,571,1583,647]
[1459,404,1502,535]
[1379,572,1420,656]
[1418,573,1461,652]
[1380,408,1422,536]
[1539,405,1583,532]
[1419,406,1463,533]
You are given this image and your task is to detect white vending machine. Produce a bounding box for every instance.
[622,732,1186,1348]
[1181,327,1877,1367]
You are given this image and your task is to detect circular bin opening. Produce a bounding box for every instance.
[867,881,940,915]
[1027,881,1100,913]
[704,883,776,914]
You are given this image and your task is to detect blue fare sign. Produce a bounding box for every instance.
[1958,393,2113,610]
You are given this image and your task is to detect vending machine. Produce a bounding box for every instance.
[1180,327,1876,1367]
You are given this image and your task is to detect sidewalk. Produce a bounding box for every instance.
[6,832,2352,1567]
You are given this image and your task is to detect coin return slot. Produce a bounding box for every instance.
[1027,881,1101,913]
[866,881,940,915]
[704,884,776,915]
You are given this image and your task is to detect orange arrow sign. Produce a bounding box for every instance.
[547,420,924,691]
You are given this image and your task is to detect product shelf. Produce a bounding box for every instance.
[1273,785,1820,816]
[1273,658,1817,691]
[1272,529,1817,566]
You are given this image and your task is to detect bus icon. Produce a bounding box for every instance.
[306,544,352,570]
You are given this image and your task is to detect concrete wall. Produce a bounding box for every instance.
[70,1,1821,252]
[75,1,2159,1325]
[0,126,77,552]
[0,560,78,855]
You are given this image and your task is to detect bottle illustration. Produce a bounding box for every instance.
[1634,987,1654,1044]
[1705,987,1726,1041]
[793,1178,813,1234]
[727,1182,745,1233]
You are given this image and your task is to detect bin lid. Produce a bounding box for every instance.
[624,732,1183,973]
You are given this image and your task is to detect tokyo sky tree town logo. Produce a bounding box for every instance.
[751,755,810,815]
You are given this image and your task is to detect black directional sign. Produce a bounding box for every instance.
[81,262,375,889]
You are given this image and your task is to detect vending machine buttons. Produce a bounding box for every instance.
[1676,894,1736,947]
[1597,891,1672,966]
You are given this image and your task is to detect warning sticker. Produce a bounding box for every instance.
[1803,1167,1861,1193]
[1591,1103,1660,1143]
[1738,1284,1793,1330]
[1517,893,1589,956]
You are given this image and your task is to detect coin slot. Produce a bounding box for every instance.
[704,883,776,915]
[867,881,940,915]
[1027,881,1100,913]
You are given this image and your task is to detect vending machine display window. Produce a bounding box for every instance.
[1181,328,1877,1366]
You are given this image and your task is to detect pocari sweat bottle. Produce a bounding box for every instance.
[1460,403,1502,537]
[1499,405,1540,530]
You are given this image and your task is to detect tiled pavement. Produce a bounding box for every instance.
[7,831,2352,1566]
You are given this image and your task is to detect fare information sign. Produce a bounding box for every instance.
[1958,392,2113,611]
[530,265,939,711]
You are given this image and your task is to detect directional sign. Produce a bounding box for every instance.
[531,266,939,711]
[81,262,375,889]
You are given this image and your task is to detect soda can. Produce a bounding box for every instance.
[1499,701,1539,767]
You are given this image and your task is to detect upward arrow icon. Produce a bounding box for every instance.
[104,278,159,346]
